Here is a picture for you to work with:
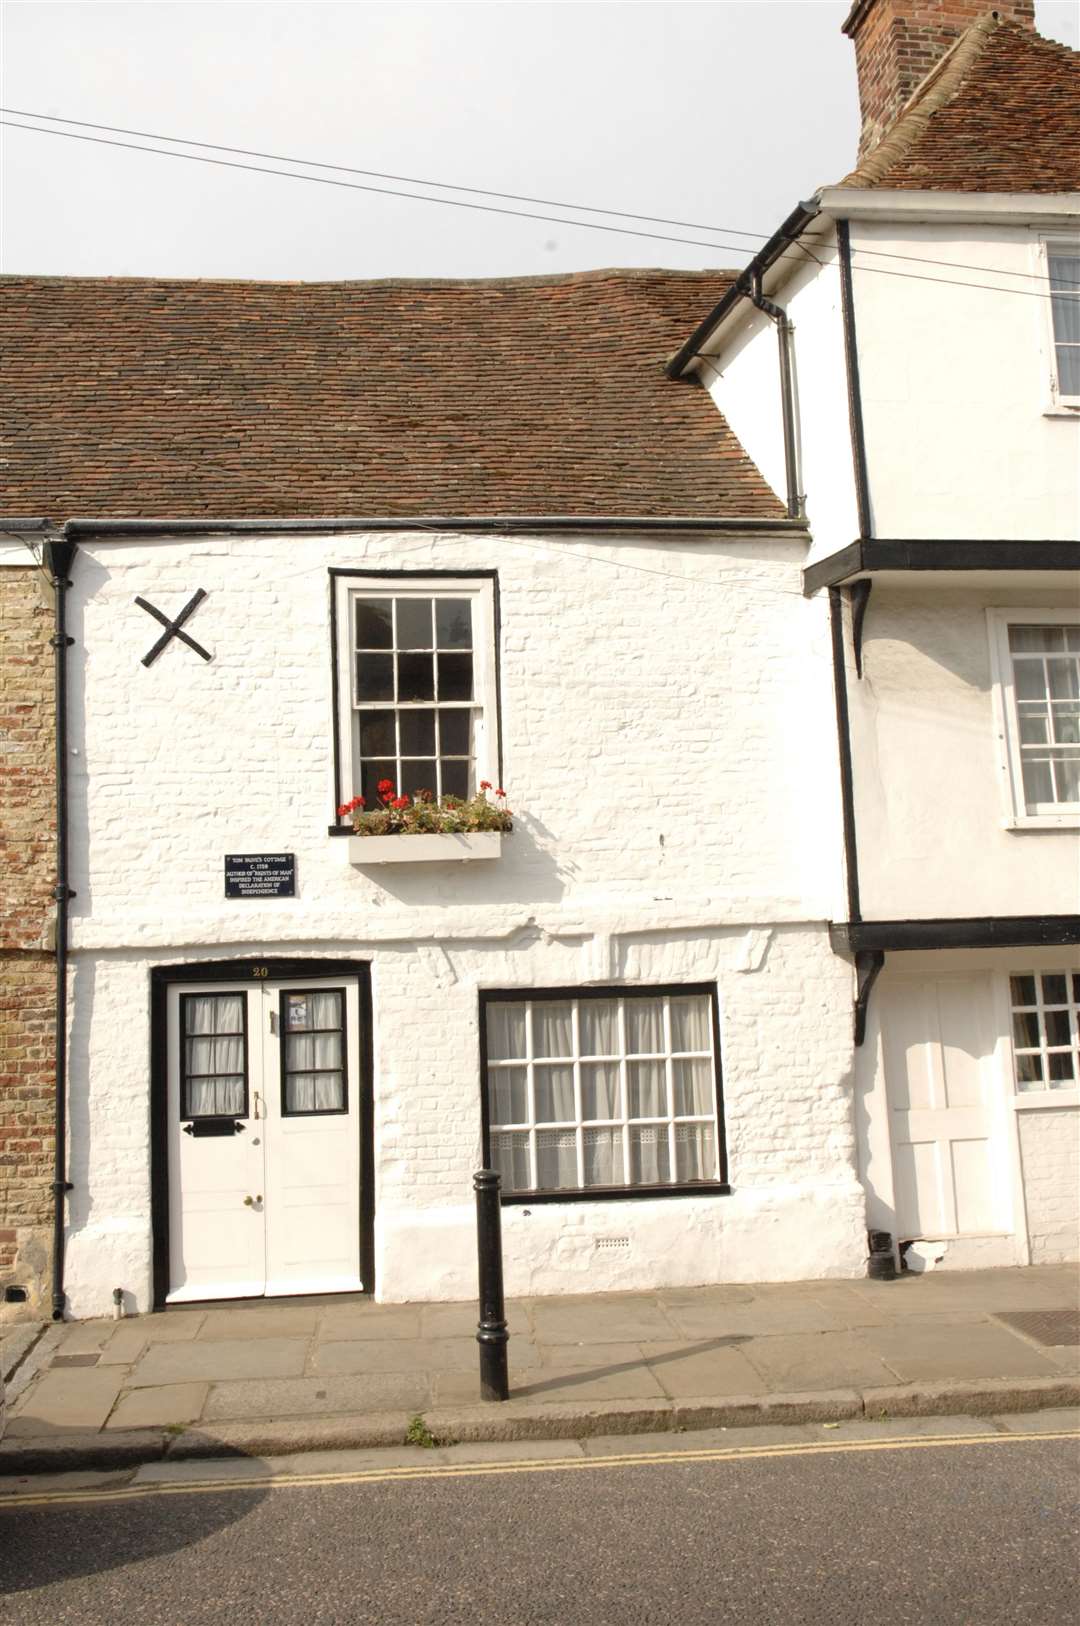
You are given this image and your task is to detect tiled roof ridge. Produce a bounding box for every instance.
[839,13,1077,188]
[0,266,740,293]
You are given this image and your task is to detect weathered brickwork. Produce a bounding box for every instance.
[0,568,56,1315]
[844,0,1035,155]
[1018,1109,1080,1266]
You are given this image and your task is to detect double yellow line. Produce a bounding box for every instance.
[1,1428,1076,1510]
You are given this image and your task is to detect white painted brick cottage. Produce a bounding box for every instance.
[1,0,1077,1321]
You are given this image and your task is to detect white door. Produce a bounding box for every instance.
[167,978,363,1302]
[881,975,1009,1240]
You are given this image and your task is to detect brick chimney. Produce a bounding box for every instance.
[842,1,1036,156]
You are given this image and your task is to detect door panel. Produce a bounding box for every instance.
[882,975,1007,1240]
[167,977,364,1302]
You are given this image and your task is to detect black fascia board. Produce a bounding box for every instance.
[665,199,821,381]
[61,514,807,539]
[831,916,1080,955]
[804,539,1080,596]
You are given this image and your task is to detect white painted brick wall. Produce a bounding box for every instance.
[55,526,866,1315]
[1018,1108,1080,1265]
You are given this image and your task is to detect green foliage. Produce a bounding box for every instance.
[405,1413,438,1449]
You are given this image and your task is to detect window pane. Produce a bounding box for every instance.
[441,759,469,800]
[1051,706,1080,745]
[1010,975,1037,1006]
[536,1130,578,1190]
[355,599,393,649]
[187,1077,244,1116]
[438,652,474,702]
[436,599,472,649]
[670,996,710,1052]
[1013,659,1048,700]
[359,711,396,757]
[581,1061,620,1120]
[627,1059,666,1118]
[438,710,472,756]
[533,1003,572,1057]
[186,994,242,1035]
[186,1035,243,1076]
[487,1003,526,1062]
[286,1032,342,1072]
[398,652,435,702]
[1049,256,1080,340]
[399,710,435,755]
[672,1057,712,1116]
[583,1128,622,1187]
[579,1000,619,1056]
[1010,625,1062,654]
[356,653,394,702]
[1015,1052,1043,1089]
[1013,1010,1041,1049]
[491,1067,528,1126]
[626,1000,664,1054]
[1021,756,1054,808]
[1048,1051,1076,1085]
[1045,1009,1072,1046]
[1053,757,1080,803]
[492,1131,531,1193]
[1073,974,1080,1004]
[1047,659,1080,701]
[1018,711,1049,745]
[395,598,433,649]
[675,1122,714,1182]
[1058,345,1080,396]
[1042,975,1068,1004]
[286,1072,344,1113]
[629,1125,670,1185]
[401,759,437,798]
[534,1064,574,1122]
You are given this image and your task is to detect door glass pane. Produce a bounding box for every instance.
[182,993,246,1117]
[286,1072,345,1113]
[282,991,346,1114]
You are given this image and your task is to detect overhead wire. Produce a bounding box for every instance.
[3,104,1079,288]
[2,119,1076,305]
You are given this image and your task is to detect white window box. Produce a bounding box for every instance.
[346,831,503,865]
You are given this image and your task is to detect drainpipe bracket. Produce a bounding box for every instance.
[49,634,75,649]
[51,1180,74,1196]
[52,886,76,902]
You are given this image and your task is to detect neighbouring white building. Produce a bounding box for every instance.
[0,0,1076,1321]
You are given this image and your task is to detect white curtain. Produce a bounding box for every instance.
[487,1003,527,1063]
[669,996,710,1053]
[579,1000,619,1056]
[583,1127,622,1187]
[532,1002,572,1058]
[492,1131,531,1193]
[284,993,344,1111]
[536,1129,577,1189]
[675,1123,715,1182]
[491,1066,528,1126]
[626,999,664,1055]
[580,1061,620,1120]
[627,1059,666,1118]
[534,1064,574,1122]
[672,1058,711,1116]
[286,1072,344,1112]
[185,995,244,1116]
[630,1124,670,1184]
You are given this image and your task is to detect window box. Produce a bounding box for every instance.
[347,831,503,865]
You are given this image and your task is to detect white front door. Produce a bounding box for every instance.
[166,978,363,1302]
[881,975,1009,1240]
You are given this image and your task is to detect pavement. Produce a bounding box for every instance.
[2,1263,1078,1474]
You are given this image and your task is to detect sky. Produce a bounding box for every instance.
[1,0,1078,282]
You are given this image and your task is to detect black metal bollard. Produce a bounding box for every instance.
[474,1168,510,1401]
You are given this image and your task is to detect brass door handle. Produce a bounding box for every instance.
[243,1194,263,1208]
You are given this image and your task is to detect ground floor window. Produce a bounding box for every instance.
[1009,970,1080,1091]
[481,985,727,1199]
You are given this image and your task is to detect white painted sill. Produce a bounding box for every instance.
[346,832,504,865]
[1002,814,1080,831]
[1012,1090,1080,1111]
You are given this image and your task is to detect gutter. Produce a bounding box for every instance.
[41,535,77,1321]
[61,515,807,538]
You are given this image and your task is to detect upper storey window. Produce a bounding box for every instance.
[331,573,499,818]
[1045,243,1080,407]
[988,611,1080,828]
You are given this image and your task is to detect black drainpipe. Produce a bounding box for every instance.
[746,272,804,521]
[42,536,77,1320]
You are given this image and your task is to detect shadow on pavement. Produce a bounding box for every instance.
[514,1334,751,1398]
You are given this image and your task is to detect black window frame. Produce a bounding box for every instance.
[278,986,350,1118]
[479,982,731,1204]
[179,989,250,1121]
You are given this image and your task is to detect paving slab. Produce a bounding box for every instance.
[313,1336,508,1377]
[5,1368,124,1434]
[1,1322,44,1381]
[197,1306,321,1340]
[640,1341,769,1400]
[741,1331,897,1390]
[54,1321,116,1355]
[417,1301,531,1340]
[105,1382,210,1430]
[858,1321,1066,1381]
[510,1362,667,1403]
[318,1304,423,1341]
[536,1340,642,1370]
[127,1336,309,1387]
[528,1298,679,1344]
[660,1297,854,1338]
[202,1371,433,1421]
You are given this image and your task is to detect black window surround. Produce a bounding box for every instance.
[327,568,503,833]
[479,983,731,1205]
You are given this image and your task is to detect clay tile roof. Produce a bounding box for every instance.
[843,15,1080,191]
[0,268,786,523]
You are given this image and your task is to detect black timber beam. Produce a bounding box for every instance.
[804,540,1080,596]
[831,916,1080,955]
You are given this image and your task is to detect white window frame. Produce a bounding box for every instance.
[481,986,727,1201]
[987,608,1080,830]
[1005,967,1080,1110]
[332,573,499,817]
[1036,235,1080,414]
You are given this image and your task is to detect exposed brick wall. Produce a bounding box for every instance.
[1018,1109,1080,1265]
[843,0,1035,156]
[0,567,56,1316]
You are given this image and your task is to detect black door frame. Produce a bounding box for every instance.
[150,957,375,1309]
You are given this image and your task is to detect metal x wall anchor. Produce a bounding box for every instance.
[136,589,213,667]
